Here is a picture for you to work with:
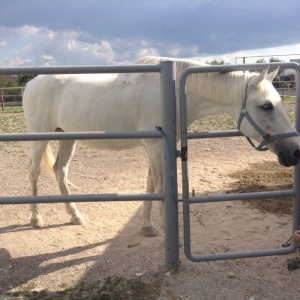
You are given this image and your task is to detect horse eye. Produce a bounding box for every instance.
[261,103,273,110]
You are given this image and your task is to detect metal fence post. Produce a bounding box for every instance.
[292,64,300,245]
[160,61,179,270]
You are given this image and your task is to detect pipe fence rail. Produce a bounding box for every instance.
[0,87,24,110]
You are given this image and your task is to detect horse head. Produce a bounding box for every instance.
[237,68,300,167]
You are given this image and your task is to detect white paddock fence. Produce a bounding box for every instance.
[0,62,299,270]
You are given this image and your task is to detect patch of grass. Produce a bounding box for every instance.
[287,257,300,271]
[282,96,296,104]
[0,109,27,152]
[189,113,236,132]
[0,111,26,133]
[1,106,24,113]
[188,99,296,133]
[5,276,163,300]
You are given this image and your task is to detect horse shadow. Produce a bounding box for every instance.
[0,223,70,234]
[0,203,164,295]
[0,229,116,292]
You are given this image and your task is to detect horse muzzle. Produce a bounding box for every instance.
[274,141,300,167]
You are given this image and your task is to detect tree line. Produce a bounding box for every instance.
[0,75,36,96]
[206,57,283,65]
[0,57,286,94]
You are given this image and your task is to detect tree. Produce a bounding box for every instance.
[18,75,36,86]
[0,75,20,96]
[256,59,266,63]
[269,57,282,63]
[255,57,282,74]
[206,59,225,65]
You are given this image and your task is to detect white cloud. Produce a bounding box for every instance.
[1,0,300,68]
[1,23,300,68]
[0,25,38,40]
[3,56,33,68]
[0,26,118,66]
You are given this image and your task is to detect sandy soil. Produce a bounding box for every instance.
[0,133,300,299]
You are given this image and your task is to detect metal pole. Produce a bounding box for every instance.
[1,89,4,111]
[0,131,162,142]
[179,68,194,262]
[0,193,163,205]
[160,61,179,270]
[292,64,300,249]
[0,64,161,75]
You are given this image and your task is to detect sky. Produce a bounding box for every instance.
[1,0,300,67]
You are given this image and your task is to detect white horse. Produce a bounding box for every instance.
[23,56,300,236]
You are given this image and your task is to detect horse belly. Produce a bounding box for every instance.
[78,138,142,151]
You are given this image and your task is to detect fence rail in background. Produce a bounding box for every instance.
[273,79,296,98]
[0,87,24,110]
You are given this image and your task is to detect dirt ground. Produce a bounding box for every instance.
[0,125,300,299]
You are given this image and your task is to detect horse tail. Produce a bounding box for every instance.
[42,143,77,188]
[42,144,56,178]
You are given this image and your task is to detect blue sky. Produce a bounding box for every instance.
[1,0,300,67]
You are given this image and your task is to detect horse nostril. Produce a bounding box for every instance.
[294,149,300,161]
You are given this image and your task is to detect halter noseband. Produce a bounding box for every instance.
[237,79,299,151]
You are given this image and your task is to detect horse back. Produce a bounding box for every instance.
[23,73,161,135]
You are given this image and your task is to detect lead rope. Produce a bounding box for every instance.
[156,126,176,201]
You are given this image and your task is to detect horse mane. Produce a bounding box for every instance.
[135,56,257,105]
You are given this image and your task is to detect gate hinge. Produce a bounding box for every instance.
[181,147,188,161]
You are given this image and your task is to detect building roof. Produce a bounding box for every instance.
[280,59,300,76]
[290,59,300,64]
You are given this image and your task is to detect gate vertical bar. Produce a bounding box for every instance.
[292,64,300,247]
[160,61,179,270]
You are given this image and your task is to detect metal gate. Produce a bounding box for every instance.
[180,62,300,262]
[1,61,300,269]
[0,62,180,270]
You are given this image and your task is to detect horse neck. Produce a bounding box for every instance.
[183,72,251,126]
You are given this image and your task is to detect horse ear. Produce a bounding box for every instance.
[266,66,280,82]
[252,68,269,87]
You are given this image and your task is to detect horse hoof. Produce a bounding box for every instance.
[71,216,86,225]
[141,226,159,237]
[30,217,44,228]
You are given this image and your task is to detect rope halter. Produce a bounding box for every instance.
[237,79,299,151]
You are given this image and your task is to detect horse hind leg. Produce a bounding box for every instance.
[29,140,49,227]
[141,167,159,237]
[53,139,85,225]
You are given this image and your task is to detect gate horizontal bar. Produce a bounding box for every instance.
[0,192,164,204]
[187,130,242,139]
[186,244,298,262]
[181,62,300,76]
[0,64,161,76]
[188,189,295,204]
[0,131,162,141]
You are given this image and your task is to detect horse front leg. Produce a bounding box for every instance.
[29,141,48,227]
